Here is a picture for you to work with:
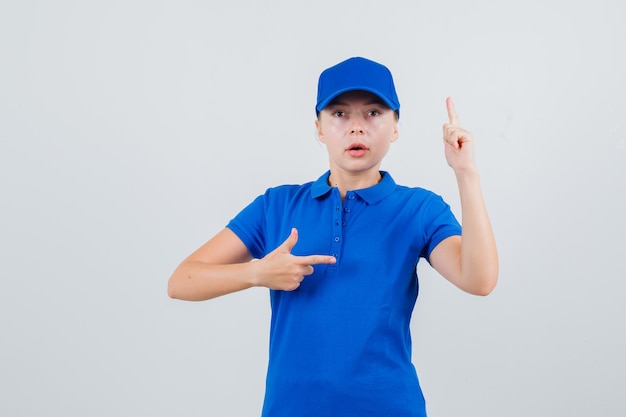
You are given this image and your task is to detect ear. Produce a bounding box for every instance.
[390,120,399,143]
[315,119,326,144]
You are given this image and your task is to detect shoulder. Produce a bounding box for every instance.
[393,183,438,197]
[261,181,315,199]
[382,175,456,220]
[248,181,320,213]
[264,171,330,198]
[389,182,448,209]
[377,171,439,200]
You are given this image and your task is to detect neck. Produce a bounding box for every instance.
[327,169,382,199]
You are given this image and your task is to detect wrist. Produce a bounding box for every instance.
[243,260,262,288]
[454,166,480,182]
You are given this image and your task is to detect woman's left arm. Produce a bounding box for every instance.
[429,97,498,296]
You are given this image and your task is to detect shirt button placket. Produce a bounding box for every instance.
[342,192,354,228]
[331,203,342,262]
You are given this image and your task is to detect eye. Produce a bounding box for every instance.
[368,110,381,117]
[333,110,345,118]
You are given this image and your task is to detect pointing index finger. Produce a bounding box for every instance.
[446,96,460,126]
[298,254,337,266]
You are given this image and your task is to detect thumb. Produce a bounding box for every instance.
[278,228,298,253]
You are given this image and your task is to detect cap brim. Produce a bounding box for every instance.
[316,86,399,114]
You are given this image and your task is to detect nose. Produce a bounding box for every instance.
[350,115,365,135]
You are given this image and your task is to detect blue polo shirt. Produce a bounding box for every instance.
[227,171,461,417]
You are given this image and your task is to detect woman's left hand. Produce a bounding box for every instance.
[443,97,477,175]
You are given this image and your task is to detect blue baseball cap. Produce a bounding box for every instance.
[315,57,400,118]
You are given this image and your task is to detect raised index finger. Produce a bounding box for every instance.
[446,96,460,126]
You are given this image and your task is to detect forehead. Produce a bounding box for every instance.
[326,90,388,107]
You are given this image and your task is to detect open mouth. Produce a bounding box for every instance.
[347,142,368,151]
[347,143,368,156]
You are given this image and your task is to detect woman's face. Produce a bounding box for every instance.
[315,90,399,178]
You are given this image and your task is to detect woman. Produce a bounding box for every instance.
[168,56,498,417]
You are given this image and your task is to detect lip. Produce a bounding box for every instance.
[346,142,369,157]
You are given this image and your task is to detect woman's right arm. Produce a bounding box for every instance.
[167,227,336,301]
[167,228,256,301]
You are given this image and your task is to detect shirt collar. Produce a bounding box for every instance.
[310,170,396,205]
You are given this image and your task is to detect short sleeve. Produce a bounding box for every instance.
[420,194,462,262]
[226,193,267,259]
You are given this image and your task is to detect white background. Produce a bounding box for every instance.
[1,0,625,416]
